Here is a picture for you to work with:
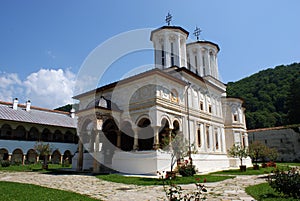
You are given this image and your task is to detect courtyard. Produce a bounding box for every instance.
[0,170,264,201]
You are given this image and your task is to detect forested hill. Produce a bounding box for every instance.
[227,62,300,130]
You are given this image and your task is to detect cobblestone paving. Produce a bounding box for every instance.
[0,171,267,201]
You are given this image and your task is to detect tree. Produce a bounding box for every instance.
[268,148,279,162]
[287,76,300,125]
[227,62,300,129]
[34,142,53,169]
[228,145,248,168]
[162,133,189,174]
[248,141,268,166]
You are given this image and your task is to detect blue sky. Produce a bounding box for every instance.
[0,0,299,108]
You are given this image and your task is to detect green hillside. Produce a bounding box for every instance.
[227,62,300,129]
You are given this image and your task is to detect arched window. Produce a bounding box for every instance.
[14,126,26,141]
[28,127,39,141]
[26,149,37,164]
[137,118,153,150]
[53,130,63,142]
[171,42,174,66]
[52,150,61,164]
[11,149,23,165]
[0,124,12,140]
[206,125,210,149]
[120,121,134,151]
[159,118,170,149]
[41,129,51,142]
[64,131,74,143]
[161,44,165,67]
[197,128,201,147]
[0,148,9,160]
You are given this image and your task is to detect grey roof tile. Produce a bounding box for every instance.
[0,103,76,128]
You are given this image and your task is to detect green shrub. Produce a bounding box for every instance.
[1,160,11,167]
[268,167,300,198]
[178,160,196,177]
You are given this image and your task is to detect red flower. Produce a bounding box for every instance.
[203,178,207,183]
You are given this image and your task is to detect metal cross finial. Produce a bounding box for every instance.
[165,12,172,26]
[193,26,202,41]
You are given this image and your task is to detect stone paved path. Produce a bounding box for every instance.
[0,171,267,201]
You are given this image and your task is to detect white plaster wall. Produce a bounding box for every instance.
[112,150,171,175]
[192,154,230,173]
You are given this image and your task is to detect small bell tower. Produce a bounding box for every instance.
[186,27,220,79]
[150,13,189,69]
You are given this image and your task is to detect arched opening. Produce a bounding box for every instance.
[172,120,180,137]
[14,125,26,141]
[64,131,74,143]
[159,118,170,149]
[0,148,9,160]
[11,149,23,165]
[63,150,72,165]
[28,127,39,141]
[52,150,61,164]
[0,124,12,140]
[41,128,51,142]
[120,121,134,151]
[26,149,37,164]
[137,118,153,150]
[102,119,118,164]
[53,130,64,142]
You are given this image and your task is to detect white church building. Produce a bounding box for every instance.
[72,21,251,174]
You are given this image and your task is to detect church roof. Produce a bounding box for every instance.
[187,40,220,52]
[73,68,187,99]
[0,101,76,128]
[150,26,189,40]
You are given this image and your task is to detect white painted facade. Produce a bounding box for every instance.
[73,25,251,174]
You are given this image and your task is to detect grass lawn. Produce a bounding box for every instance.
[214,162,298,176]
[96,174,234,185]
[0,181,100,201]
[0,163,71,172]
[246,183,299,201]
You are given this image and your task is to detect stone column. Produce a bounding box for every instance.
[152,126,160,150]
[167,128,173,150]
[22,154,26,165]
[132,127,139,150]
[77,138,83,171]
[116,131,121,149]
[93,131,100,173]
[60,155,63,165]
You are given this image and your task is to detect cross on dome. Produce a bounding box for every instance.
[193,26,202,41]
[165,12,172,26]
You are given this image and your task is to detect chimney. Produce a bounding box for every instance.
[13,98,18,110]
[26,100,31,111]
[70,108,75,118]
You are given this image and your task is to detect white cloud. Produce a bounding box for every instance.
[0,72,23,102]
[0,69,76,109]
[24,68,76,109]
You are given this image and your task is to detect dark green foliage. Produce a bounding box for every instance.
[1,160,10,167]
[286,76,300,125]
[178,164,196,177]
[246,183,299,201]
[55,103,79,112]
[268,168,300,199]
[227,63,300,129]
